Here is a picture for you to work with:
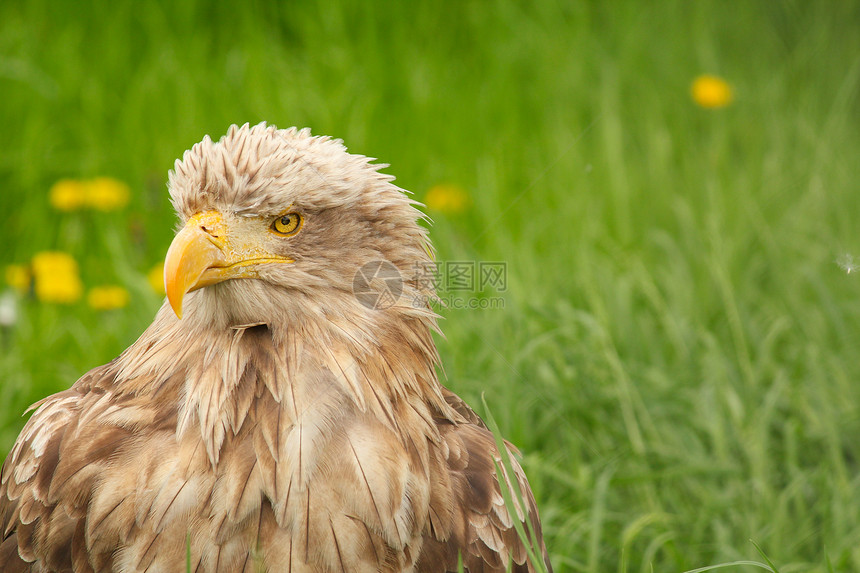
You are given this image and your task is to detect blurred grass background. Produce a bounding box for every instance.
[2,1,860,571]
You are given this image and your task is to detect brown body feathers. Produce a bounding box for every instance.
[1,124,551,572]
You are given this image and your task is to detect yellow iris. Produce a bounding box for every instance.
[271,213,302,236]
[691,75,733,109]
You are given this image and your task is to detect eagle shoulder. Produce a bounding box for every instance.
[417,388,552,572]
[0,362,180,571]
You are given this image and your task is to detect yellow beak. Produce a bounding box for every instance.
[163,210,292,318]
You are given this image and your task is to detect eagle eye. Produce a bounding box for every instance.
[271,213,302,236]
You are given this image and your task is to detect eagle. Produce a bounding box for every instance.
[0,123,552,572]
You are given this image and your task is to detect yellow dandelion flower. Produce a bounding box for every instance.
[32,251,78,276]
[425,184,469,214]
[85,177,131,211]
[4,264,31,293]
[691,75,733,109]
[49,179,88,211]
[147,262,165,295]
[31,251,83,304]
[87,285,130,310]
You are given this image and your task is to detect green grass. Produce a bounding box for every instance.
[3,1,860,570]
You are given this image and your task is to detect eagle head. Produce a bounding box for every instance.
[164,123,433,329]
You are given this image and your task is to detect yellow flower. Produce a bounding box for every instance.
[85,177,131,211]
[4,264,31,293]
[691,75,733,109]
[49,177,131,211]
[32,251,77,275]
[31,251,83,304]
[49,179,88,211]
[87,285,130,310]
[147,263,165,295]
[424,184,469,214]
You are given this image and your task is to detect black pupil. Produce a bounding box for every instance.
[280,216,292,227]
